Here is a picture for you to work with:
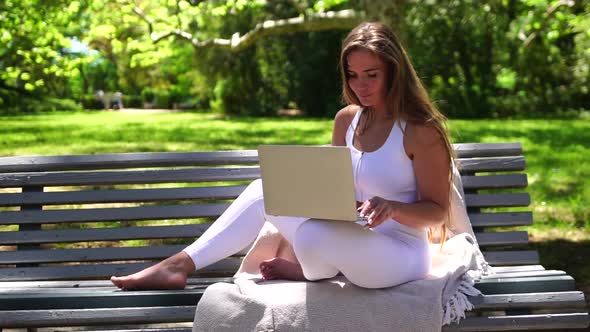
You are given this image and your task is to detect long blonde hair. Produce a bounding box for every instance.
[340,22,454,243]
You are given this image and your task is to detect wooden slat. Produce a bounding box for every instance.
[0,224,213,245]
[0,151,259,173]
[443,313,590,331]
[1,287,585,312]
[1,309,586,330]
[0,245,224,264]
[469,291,587,310]
[461,174,527,190]
[0,242,247,264]
[0,203,230,225]
[0,167,260,188]
[78,328,192,332]
[81,329,192,332]
[0,277,232,289]
[0,159,527,188]
[0,289,207,310]
[0,143,520,173]
[0,185,247,207]
[2,228,527,247]
[0,305,197,327]
[483,250,539,265]
[469,212,532,227]
[466,193,530,208]
[0,309,588,330]
[0,260,242,281]
[457,156,525,173]
[0,197,530,225]
[492,265,545,273]
[476,275,576,294]
[480,270,565,279]
[453,142,522,158]
[475,231,528,246]
[0,155,526,189]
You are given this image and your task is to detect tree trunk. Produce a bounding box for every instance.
[352,0,407,42]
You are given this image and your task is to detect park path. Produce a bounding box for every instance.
[117,108,183,114]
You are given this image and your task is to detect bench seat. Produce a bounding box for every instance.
[0,143,587,331]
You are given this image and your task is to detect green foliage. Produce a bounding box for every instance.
[0,0,88,99]
[79,94,102,110]
[154,91,171,109]
[122,95,143,108]
[405,0,590,117]
[141,88,155,103]
[0,92,81,114]
[1,0,589,118]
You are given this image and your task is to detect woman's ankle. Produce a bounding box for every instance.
[166,251,196,275]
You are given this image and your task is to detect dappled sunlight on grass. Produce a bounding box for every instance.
[453,118,590,228]
[0,111,333,155]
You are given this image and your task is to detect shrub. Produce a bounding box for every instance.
[154,91,170,109]
[141,87,155,103]
[122,95,142,108]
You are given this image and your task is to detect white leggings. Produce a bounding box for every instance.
[183,179,430,289]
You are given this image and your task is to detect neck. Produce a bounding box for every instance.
[368,104,393,121]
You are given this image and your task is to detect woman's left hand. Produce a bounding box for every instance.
[358,196,397,228]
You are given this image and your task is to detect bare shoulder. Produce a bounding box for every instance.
[332,105,361,146]
[334,104,361,125]
[404,121,446,156]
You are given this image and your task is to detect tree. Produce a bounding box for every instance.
[0,1,88,103]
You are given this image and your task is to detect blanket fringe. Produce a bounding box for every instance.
[442,270,482,325]
[442,242,494,325]
[475,246,494,276]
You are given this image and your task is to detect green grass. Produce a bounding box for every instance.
[1,110,589,302]
[2,111,588,232]
[0,111,333,154]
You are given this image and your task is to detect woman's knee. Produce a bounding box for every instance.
[292,220,331,253]
[248,178,263,193]
[241,178,264,203]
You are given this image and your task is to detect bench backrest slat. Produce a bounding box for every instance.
[0,151,260,173]
[457,156,526,173]
[462,174,527,189]
[0,230,529,265]
[0,203,231,225]
[465,193,531,208]
[0,143,521,174]
[0,168,260,188]
[0,224,212,245]
[0,186,248,207]
[468,212,533,227]
[0,193,528,225]
[0,175,528,207]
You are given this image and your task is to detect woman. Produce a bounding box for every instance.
[111,21,453,290]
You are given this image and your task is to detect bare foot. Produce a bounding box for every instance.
[111,252,196,290]
[259,257,307,281]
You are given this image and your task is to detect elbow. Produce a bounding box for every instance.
[430,202,450,228]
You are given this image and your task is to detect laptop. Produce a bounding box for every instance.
[257,145,365,222]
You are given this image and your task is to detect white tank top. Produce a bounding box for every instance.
[345,108,426,238]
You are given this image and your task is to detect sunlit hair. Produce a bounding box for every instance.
[340,22,455,244]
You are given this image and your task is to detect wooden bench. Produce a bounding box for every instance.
[0,142,587,331]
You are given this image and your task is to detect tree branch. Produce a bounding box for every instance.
[134,8,363,51]
[132,5,154,36]
[518,0,574,48]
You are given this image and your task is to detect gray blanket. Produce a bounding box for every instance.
[193,233,484,332]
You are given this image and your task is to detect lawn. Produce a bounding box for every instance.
[1,110,589,302]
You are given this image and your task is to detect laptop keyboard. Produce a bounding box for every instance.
[356,212,369,222]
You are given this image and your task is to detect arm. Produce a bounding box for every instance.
[358,123,451,229]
